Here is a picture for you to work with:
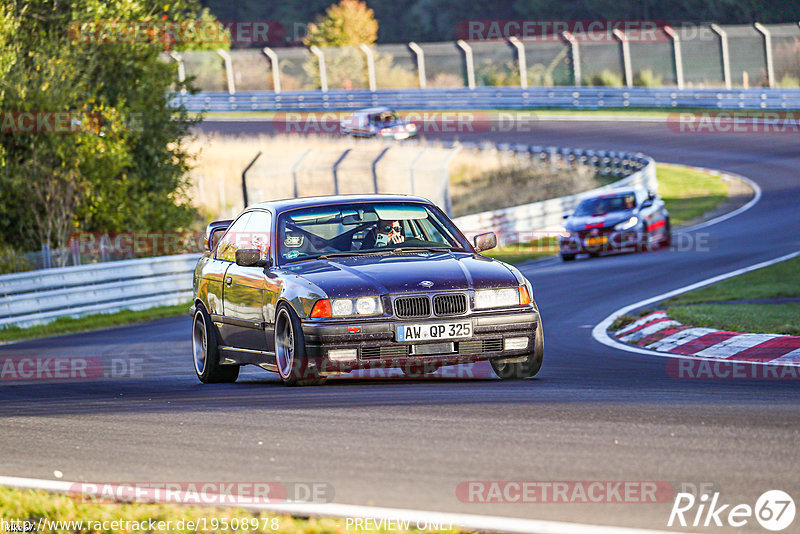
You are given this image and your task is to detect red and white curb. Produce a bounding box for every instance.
[615,311,800,365]
[593,250,800,366]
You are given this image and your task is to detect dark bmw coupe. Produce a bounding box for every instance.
[191,195,543,386]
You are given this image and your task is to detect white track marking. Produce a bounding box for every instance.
[693,334,779,359]
[645,328,718,352]
[615,312,667,336]
[619,321,680,343]
[775,348,800,363]
[592,250,800,365]
[0,475,694,534]
[676,169,762,233]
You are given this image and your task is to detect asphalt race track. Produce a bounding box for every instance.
[2,118,799,532]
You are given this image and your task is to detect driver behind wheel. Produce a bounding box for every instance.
[375,219,405,246]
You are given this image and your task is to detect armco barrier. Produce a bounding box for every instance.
[0,144,654,329]
[176,87,800,113]
[453,144,656,235]
[0,254,200,328]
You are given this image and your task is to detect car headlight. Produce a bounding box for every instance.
[614,216,639,231]
[331,297,383,317]
[474,287,526,309]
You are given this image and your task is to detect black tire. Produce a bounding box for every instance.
[662,218,672,248]
[274,303,326,386]
[560,254,576,262]
[490,298,544,380]
[192,306,239,384]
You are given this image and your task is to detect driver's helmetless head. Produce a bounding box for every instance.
[378,220,402,234]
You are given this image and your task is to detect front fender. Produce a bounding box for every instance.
[275,271,328,319]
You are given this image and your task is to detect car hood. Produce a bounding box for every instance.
[280,252,519,297]
[566,210,636,231]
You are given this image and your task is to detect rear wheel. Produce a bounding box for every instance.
[490,299,544,380]
[662,218,672,248]
[192,307,239,384]
[560,253,576,262]
[274,304,326,386]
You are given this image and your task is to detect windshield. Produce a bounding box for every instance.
[277,202,466,264]
[573,193,636,216]
[369,111,399,125]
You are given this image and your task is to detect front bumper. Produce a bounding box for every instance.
[559,229,646,255]
[301,309,538,374]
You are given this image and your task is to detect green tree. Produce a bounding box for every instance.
[304,0,378,47]
[0,0,216,255]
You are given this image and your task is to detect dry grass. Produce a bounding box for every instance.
[186,134,598,221]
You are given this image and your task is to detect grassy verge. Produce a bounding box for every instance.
[0,302,190,343]
[656,163,729,226]
[0,487,447,534]
[654,256,800,336]
[483,237,558,265]
[665,257,800,305]
[668,303,800,336]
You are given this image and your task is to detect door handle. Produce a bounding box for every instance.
[225,276,232,286]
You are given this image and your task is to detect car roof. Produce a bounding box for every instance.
[247,194,435,214]
[582,188,641,200]
[354,107,391,115]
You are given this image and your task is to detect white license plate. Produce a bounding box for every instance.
[396,322,472,342]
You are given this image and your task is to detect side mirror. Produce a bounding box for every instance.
[562,213,571,220]
[235,249,271,267]
[640,199,654,209]
[473,232,497,253]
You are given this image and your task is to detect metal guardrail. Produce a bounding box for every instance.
[177,87,800,112]
[0,144,653,329]
[452,143,656,236]
[0,254,200,328]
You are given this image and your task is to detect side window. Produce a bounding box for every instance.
[215,213,252,262]
[245,211,272,260]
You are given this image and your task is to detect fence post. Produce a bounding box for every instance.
[360,44,377,91]
[456,40,476,89]
[371,147,391,193]
[216,49,237,95]
[408,149,427,194]
[663,26,684,90]
[41,244,51,269]
[168,52,186,94]
[332,149,351,195]
[441,146,462,216]
[408,42,427,88]
[612,29,633,88]
[753,23,774,88]
[262,47,281,93]
[241,151,262,208]
[309,46,328,92]
[290,149,312,198]
[508,37,527,89]
[710,24,731,89]
[561,31,581,86]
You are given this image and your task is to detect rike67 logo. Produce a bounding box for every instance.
[669,490,795,531]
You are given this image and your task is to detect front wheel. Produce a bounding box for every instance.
[274,304,326,386]
[192,307,239,384]
[490,300,544,380]
[560,253,576,262]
